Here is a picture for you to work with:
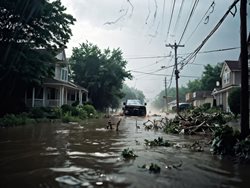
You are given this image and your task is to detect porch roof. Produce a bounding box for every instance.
[212,85,240,96]
[43,78,88,93]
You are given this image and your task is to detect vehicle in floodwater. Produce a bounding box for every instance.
[123,99,147,116]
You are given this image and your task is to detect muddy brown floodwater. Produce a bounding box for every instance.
[0,115,249,188]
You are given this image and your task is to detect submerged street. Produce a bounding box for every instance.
[0,116,249,188]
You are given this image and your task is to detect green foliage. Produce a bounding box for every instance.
[202,103,211,110]
[152,87,187,110]
[76,107,88,119]
[163,118,180,134]
[187,79,202,92]
[211,125,240,155]
[139,163,161,173]
[121,148,138,159]
[0,113,29,127]
[81,104,96,117]
[70,41,132,110]
[62,112,80,123]
[121,84,145,104]
[61,104,73,114]
[228,88,241,118]
[144,137,171,147]
[61,104,95,119]
[29,108,45,119]
[235,137,250,163]
[0,0,75,115]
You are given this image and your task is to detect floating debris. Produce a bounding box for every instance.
[139,163,161,173]
[121,148,138,159]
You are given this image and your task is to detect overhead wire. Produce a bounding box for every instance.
[173,0,185,32]
[184,1,215,44]
[165,0,176,42]
[178,0,199,45]
[179,0,240,69]
[130,70,200,78]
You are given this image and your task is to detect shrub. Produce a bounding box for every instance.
[81,104,96,117]
[211,125,240,155]
[61,104,73,114]
[0,114,28,127]
[76,107,88,120]
[228,88,240,118]
[62,112,80,123]
[202,103,211,110]
[29,107,46,119]
[72,100,79,107]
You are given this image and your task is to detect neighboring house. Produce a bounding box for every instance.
[185,91,213,108]
[213,33,250,112]
[212,60,241,112]
[25,50,88,108]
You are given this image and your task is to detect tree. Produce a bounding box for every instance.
[70,42,132,111]
[0,0,75,115]
[200,63,222,91]
[152,87,188,110]
[187,79,202,92]
[228,88,241,118]
[121,84,145,103]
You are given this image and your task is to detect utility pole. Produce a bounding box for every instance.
[164,77,168,111]
[166,43,184,114]
[240,0,249,138]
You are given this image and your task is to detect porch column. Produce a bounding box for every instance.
[75,91,77,101]
[86,92,89,102]
[43,86,46,107]
[61,86,64,105]
[32,87,35,107]
[59,87,62,106]
[79,90,82,105]
[65,88,68,105]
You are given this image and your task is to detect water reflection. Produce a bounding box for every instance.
[0,116,249,188]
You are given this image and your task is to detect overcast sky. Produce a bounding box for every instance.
[60,0,249,101]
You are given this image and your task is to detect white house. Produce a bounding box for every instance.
[25,50,88,108]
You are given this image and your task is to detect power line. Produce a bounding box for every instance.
[178,0,199,45]
[130,70,200,78]
[125,47,239,60]
[184,1,215,44]
[165,0,176,42]
[173,0,185,32]
[125,54,171,60]
[180,0,240,69]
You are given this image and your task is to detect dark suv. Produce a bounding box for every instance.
[123,99,147,116]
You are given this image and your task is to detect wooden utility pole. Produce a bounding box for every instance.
[240,0,249,138]
[166,43,184,114]
[164,77,168,111]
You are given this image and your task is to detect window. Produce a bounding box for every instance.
[223,68,230,84]
[61,68,68,81]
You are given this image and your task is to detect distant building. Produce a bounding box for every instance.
[185,91,213,108]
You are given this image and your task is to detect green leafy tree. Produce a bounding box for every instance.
[200,63,222,91]
[70,42,132,111]
[228,88,241,118]
[152,87,187,110]
[0,0,75,115]
[121,84,145,103]
[187,79,202,92]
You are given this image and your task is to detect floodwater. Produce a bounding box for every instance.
[0,115,249,188]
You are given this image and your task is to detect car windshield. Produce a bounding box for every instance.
[126,100,142,106]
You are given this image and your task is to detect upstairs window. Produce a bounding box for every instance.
[61,69,68,81]
[223,68,230,84]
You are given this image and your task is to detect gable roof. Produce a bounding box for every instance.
[225,60,240,70]
[220,60,240,77]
